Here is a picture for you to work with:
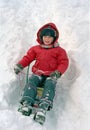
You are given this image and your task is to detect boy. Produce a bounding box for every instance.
[14,23,69,124]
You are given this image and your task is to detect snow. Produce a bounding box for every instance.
[0,0,90,130]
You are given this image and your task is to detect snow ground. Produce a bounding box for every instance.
[0,0,90,130]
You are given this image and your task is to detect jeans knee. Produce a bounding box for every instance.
[28,74,42,87]
[45,77,57,87]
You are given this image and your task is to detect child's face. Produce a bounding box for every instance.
[42,36,54,45]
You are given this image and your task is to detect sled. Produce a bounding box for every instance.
[18,66,45,124]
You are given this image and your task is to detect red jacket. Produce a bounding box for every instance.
[18,23,69,76]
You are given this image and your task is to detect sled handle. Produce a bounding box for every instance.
[26,64,30,84]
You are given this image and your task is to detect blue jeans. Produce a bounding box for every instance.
[20,74,57,110]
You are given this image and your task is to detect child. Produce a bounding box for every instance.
[14,22,69,123]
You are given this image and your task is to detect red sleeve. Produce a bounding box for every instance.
[18,47,36,67]
[57,48,69,74]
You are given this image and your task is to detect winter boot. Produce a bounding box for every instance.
[34,109,46,125]
[18,101,32,116]
[33,100,51,124]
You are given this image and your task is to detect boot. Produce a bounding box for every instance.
[33,101,50,124]
[34,109,46,125]
[18,101,32,116]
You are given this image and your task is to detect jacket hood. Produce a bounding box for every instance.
[36,23,59,45]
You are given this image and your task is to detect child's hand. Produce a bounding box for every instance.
[50,70,62,80]
[14,64,23,74]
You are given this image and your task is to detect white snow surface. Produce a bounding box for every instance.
[0,0,90,130]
